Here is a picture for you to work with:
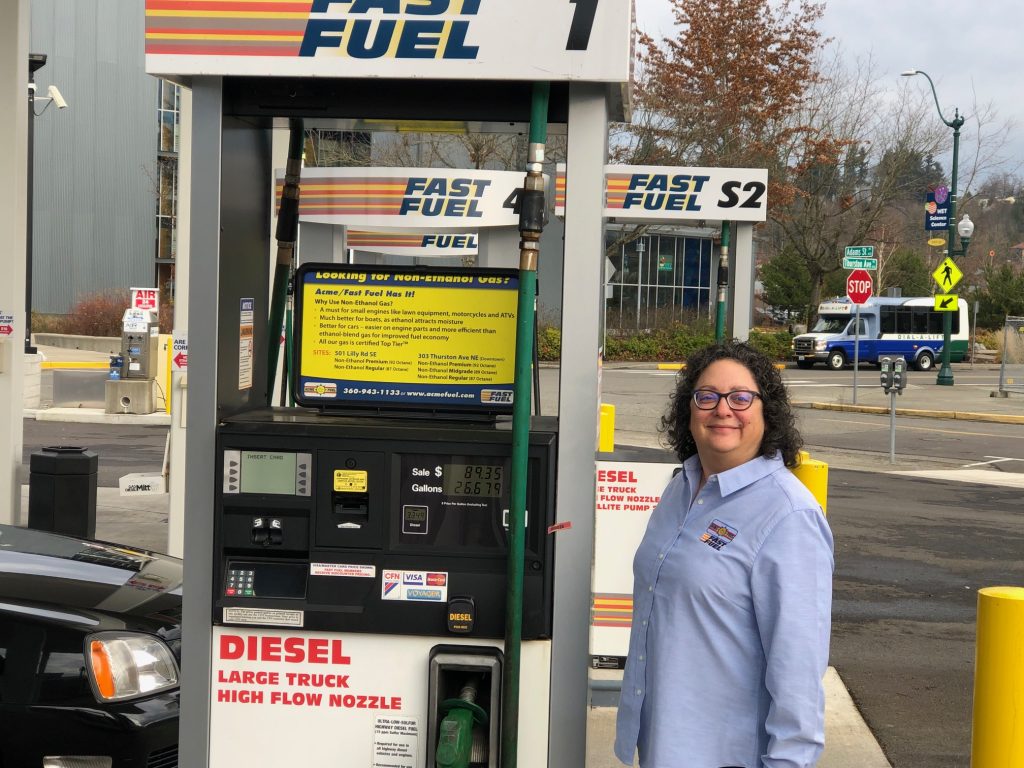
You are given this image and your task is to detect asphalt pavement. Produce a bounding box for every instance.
[19,348,1024,768]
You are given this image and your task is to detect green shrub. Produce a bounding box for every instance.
[61,291,131,337]
[537,325,561,360]
[746,329,794,361]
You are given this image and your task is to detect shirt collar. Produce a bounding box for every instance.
[686,453,785,497]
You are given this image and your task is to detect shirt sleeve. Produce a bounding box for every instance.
[750,507,834,768]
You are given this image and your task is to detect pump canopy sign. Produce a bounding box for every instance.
[144,0,632,82]
[275,168,529,230]
[294,264,517,412]
[555,164,769,223]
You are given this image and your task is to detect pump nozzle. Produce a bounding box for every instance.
[436,678,488,768]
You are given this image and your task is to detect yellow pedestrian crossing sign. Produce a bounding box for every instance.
[934,294,958,312]
[933,257,963,291]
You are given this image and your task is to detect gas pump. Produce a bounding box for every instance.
[151,2,633,766]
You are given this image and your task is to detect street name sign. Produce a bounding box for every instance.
[934,294,958,312]
[846,269,873,305]
[932,257,963,291]
[845,245,875,258]
[842,256,878,270]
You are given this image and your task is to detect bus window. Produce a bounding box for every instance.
[896,308,912,333]
[880,307,896,334]
[912,307,930,333]
[811,316,850,333]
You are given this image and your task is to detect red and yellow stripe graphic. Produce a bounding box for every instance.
[604,173,634,210]
[145,0,313,57]
[275,177,409,217]
[591,593,633,628]
[346,231,425,248]
[554,167,567,213]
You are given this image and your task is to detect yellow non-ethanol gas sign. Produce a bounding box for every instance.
[296,266,518,411]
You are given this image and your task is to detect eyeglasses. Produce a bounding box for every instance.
[691,389,762,411]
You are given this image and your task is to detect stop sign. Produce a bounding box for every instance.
[846,269,873,304]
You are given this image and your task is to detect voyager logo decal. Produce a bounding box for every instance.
[303,381,338,397]
[700,519,738,551]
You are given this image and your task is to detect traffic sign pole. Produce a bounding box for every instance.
[853,305,860,404]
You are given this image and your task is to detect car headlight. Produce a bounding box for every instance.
[815,339,827,350]
[86,632,179,702]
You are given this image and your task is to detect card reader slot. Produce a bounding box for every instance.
[331,492,369,528]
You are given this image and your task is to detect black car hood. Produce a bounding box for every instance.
[0,525,183,633]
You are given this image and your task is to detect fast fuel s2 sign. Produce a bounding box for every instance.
[555,165,769,223]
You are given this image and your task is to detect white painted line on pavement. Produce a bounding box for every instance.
[961,456,1020,467]
[888,469,1024,488]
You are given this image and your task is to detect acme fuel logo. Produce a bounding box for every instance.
[400,177,491,217]
[301,0,482,59]
[615,173,712,213]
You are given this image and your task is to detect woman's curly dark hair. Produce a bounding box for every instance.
[660,341,803,467]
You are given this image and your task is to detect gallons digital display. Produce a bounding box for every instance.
[239,451,297,495]
[293,264,519,413]
[443,464,504,498]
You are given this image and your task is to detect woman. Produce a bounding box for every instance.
[615,341,834,768]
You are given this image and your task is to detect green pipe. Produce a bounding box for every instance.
[714,222,731,341]
[501,81,549,768]
[266,119,304,404]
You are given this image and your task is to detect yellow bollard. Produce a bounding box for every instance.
[598,403,615,453]
[791,450,828,516]
[971,586,1024,767]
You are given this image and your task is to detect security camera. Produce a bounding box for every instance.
[47,85,68,110]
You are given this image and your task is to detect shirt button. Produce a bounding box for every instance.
[635,688,642,696]
[697,499,704,505]
[642,620,648,626]
[648,585,653,592]
[658,553,665,560]
[638,655,645,661]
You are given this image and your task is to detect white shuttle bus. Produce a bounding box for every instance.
[792,296,969,371]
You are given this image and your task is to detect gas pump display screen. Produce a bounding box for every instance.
[443,464,504,498]
[397,454,527,551]
[293,263,519,413]
[239,451,297,495]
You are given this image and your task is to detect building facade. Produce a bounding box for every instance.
[30,0,170,314]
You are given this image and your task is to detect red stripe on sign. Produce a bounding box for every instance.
[147,1,313,11]
[148,27,305,36]
[146,44,299,55]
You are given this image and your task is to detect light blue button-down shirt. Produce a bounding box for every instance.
[615,454,834,768]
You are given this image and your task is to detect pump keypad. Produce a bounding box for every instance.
[225,568,255,597]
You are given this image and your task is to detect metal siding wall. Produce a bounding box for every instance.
[31,0,157,313]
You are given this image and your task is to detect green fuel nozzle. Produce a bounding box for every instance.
[435,678,488,768]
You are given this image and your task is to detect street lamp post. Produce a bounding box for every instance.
[902,69,970,385]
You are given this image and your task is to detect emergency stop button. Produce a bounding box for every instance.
[447,596,475,634]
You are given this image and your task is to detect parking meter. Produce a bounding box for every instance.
[880,356,907,395]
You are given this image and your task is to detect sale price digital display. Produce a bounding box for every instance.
[294,264,518,413]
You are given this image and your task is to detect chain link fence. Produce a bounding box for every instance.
[998,316,1024,395]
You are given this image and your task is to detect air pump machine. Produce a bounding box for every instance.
[148,2,633,766]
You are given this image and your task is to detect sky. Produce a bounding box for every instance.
[632,0,1023,189]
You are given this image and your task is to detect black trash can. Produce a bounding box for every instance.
[28,446,99,539]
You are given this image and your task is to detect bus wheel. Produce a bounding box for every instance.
[915,350,935,371]
[827,350,847,370]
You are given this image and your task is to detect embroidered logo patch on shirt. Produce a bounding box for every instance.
[700,519,738,551]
